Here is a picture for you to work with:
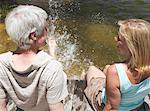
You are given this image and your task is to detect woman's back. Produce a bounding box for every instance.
[102,63,150,110]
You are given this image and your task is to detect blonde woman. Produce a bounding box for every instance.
[82,19,150,111]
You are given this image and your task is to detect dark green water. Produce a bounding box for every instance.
[56,0,150,76]
[0,0,150,76]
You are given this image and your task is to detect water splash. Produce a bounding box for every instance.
[48,0,79,19]
[47,0,94,75]
[48,0,78,72]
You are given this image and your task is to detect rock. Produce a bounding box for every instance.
[64,79,93,111]
[65,79,150,111]
[6,79,150,111]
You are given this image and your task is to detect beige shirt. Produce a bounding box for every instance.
[0,51,68,111]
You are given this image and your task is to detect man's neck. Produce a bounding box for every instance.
[14,47,39,55]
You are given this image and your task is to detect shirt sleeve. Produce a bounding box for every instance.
[0,82,6,99]
[46,64,68,104]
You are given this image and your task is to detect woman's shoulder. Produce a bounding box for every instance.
[106,63,127,84]
[106,64,117,76]
[105,64,120,89]
[106,63,127,74]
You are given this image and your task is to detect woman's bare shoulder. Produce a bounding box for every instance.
[106,64,120,87]
[106,63,127,75]
[107,64,117,75]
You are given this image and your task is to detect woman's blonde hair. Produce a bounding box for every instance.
[118,19,150,75]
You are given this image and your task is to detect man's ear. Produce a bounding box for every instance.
[29,32,37,41]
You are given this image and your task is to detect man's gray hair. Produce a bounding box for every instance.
[5,5,48,49]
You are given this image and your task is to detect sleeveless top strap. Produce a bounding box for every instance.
[115,64,131,92]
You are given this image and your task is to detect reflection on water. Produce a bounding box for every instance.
[70,0,150,22]
[51,0,150,76]
[0,0,150,76]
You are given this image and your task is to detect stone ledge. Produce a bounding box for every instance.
[65,79,94,111]
[65,79,150,111]
[6,79,150,111]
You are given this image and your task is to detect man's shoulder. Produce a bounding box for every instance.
[0,51,12,59]
[46,60,63,71]
[40,60,65,84]
[0,51,12,66]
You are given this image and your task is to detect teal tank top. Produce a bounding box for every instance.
[101,63,150,111]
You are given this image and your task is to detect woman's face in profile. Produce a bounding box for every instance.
[114,32,131,58]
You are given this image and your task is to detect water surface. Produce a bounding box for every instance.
[0,0,150,76]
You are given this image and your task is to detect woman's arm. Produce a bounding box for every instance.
[0,98,7,111]
[103,65,121,111]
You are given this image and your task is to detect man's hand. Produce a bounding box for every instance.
[49,102,64,111]
[0,98,7,111]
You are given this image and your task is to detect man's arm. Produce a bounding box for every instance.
[103,65,121,111]
[49,101,64,111]
[46,64,68,111]
[0,98,7,111]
